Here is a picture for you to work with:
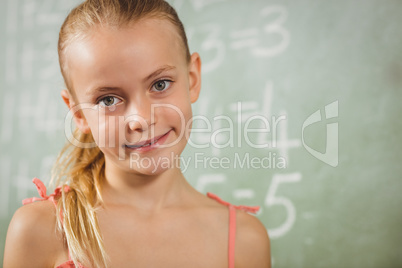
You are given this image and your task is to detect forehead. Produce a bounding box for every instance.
[65,18,187,93]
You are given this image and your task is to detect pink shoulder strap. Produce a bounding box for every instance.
[206,192,260,268]
[24,178,85,267]
[23,178,70,206]
[23,178,70,224]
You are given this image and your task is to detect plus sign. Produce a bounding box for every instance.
[272,110,301,165]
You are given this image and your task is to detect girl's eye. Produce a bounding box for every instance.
[98,96,122,107]
[152,80,172,92]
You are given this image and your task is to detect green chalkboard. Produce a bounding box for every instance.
[1,0,402,267]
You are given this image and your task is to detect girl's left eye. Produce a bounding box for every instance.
[152,80,172,92]
[98,96,122,107]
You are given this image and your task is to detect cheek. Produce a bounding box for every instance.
[159,100,193,141]
[83,110,120,147]
[163,88,193,122]
[159,99,192,123]
[102,114,125,147]
[82,110,100,134]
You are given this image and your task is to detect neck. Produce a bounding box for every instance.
[101,158,191,212]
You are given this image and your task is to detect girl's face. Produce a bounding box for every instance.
[62,18,201,175]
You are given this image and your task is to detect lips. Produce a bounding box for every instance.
[125,130,171,149]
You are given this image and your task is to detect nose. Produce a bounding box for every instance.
[125,98,157,132]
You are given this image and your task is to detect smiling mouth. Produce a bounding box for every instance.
[125,130,171,149]
[126,140,157,149]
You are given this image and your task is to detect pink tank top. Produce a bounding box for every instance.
[23,178,260,268]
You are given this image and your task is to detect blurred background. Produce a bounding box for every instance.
[1,0,401,267]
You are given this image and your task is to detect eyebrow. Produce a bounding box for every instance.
[86,86,121,96]
[86,65,177,96]
[144,65,176,83]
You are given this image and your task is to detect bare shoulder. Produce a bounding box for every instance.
[3,201,65,268]
[235,210,271,268]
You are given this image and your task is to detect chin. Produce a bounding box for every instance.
[130,163,174,177]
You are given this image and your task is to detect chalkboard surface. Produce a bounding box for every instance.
[1,0,402,267]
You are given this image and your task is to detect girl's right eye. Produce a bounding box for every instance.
[98,96,122,107]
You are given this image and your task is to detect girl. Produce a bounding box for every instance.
[4,0,271,267]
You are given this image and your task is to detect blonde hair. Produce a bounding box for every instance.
[53,0,191,267]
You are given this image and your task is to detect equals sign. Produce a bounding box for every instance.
[233,189,255,199]
[230,28,259,50]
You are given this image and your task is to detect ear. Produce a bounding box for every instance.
[61,90,91,134]
[188,52,202,103]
